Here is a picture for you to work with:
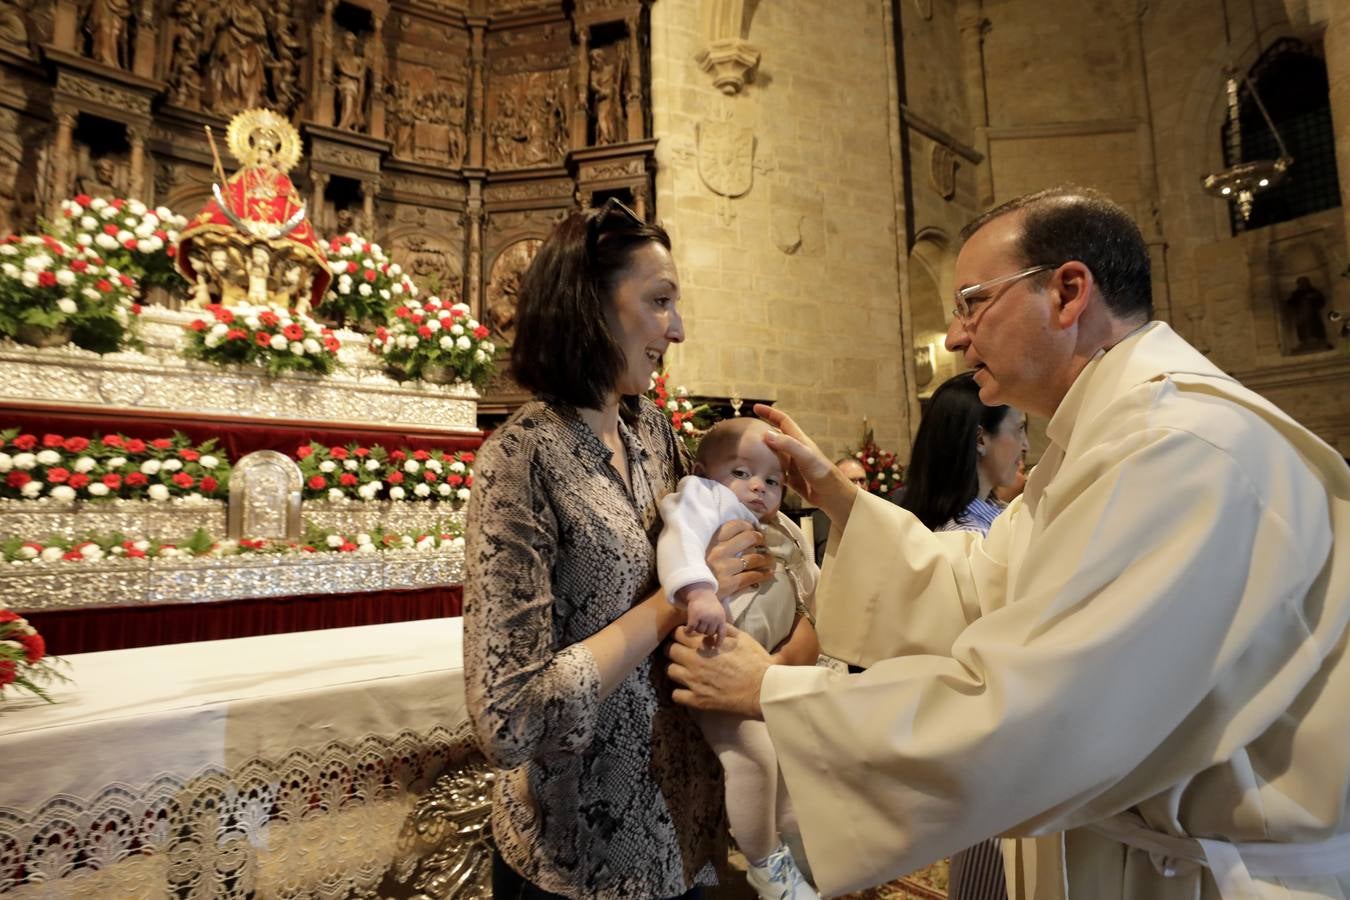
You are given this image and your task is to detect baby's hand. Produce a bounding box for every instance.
[685,589,728,646]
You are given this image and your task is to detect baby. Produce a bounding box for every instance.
[657,416,820,900]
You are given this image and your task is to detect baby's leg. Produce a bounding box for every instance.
[696,709,780,863]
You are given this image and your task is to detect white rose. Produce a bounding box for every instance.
[80,544,104,560]
[134,222,154,239]
[1,262,17,277]
[56,272,76,289]
[290,341,304,354]
[162,459,183,472]
[23,253,50,272]
[364,458,380,471]
[326,534,343,548]
[439,335,454,350]
[330,261,347,274]
[104,456,126,469]
[357,482,378,500]
[390,282,404,296]
[128,199,146,216]
[50,485,76,501]
[0,454,9,472]
[40,546,64,562]
[379,289,391,300]
[357,283,372,297]
[400,535,414,547]
[16,544,37,559]
[20,270,38,288]
[357,543,377,553]
[416,535,435,550]
[438,482,452,496]
[79,215,98,230]
[244,316,261,329]
[76,234,93,248]
[204,332,223,348]
[450,461,466,473]
[456,335,471,350]
[327,487,345,501]
[319,460,337,473]
[197,455,217,469]
[424,318,442,333]
[159,547,181,558]
[340,459,358,471]
[87,482,109,496]
[89,197,107,210]
[403,459,419,473]
[269,333,288,350]
[457,487,471,501]
[133,540,150,551]
[73,456,96,473]
[36,449,60,465]
[12,453,36,470]
[148,484,170,501]
[683,421,695,433]
[450,323,464,336]
[426,458,443,473]
[303,338,320,354]
[414,482,431,497]
[21,480,43,498]
[95,232,119,250]
[389,486,405,500]
[339,244,353,257]
[140,459,161,475]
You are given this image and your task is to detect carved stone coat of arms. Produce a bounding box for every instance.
[696,119,756,199]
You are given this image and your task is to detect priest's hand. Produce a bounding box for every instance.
[667,624,773,719]
[754,403,859,527]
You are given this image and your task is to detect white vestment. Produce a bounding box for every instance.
[761,322,1350,899]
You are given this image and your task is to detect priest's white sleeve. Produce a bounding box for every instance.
[657,475,757,601]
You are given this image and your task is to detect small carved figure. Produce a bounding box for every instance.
[269,0,306,115]
[334,30,368,131]
[589,47,621,146]
[246,242,271,303]
[87,0,132,68]
[78,157,121,199]
[209,245,248,304]
[386,79,415,156]
[166,0,205,107]
[1284,276,1332,353]
[206,0,268,113]
[0,2,29,47]
[334,207,355,235]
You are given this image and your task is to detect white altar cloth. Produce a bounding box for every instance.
[0,618,469,898]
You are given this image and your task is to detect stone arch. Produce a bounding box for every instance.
[908,228,960,397]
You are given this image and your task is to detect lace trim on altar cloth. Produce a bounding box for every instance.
[0,723,495,899]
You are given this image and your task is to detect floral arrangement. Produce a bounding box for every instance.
[369,296,496,390]
[321,232,417,328]
[0,522,464,564]
[295,441,475,504]
[846,421,905,500]
[646,370,715,452]
[0,234,141,353]
[55,195,188,290]
[0,428,229,502]
[0,603,64,703]
[183,303,342,377]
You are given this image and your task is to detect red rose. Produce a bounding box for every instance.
[413,450,429,460]
[394,305,411,319]
[417,325,432,338]
[122,239,138,251]
[213,307,235,324]
[330,446,349,460]
[282,324,304,341]
[340,541,358,552]
[37,271,56,288]
[390,450,406,461]
[200,476,218,492]
[226,328,247,341]
[73,193,91,206]
[474,326,490,339]
[449,306,465,320]
[180,449,200,461]
[110,198,124,210]
[307,475,327,490]
[125,472,148,487]
[102,223,119,236]
[347,261,358,273]
[125,438,146,453]
[119,274,135,288]
[12,434,36,451]
[151,438,173,450]
[0,661,14,687]
[62,550,82,561]
[387,471,404,484]
[172,472,194,488]
[464,474,473,487]
[339,473,358,486]
[42,434,64,448]
[255,332,272,347]
[102,473,122,489]
[189,319,208,332]
[6,471,31,488]
[67,473,90,489]
[410,314,424,326]
[447,474,464,487]
[18,632,44,664]
[423,471,438,482]
[70,258,88,272]
[96,278,112,293]
[125,547,146,558]
[375,326,389,341]
[363,269,377,282]
[296,445,313,459]
[354,447,370,457]
[100,434,122,448]
[153,229,167,240]
[63,436,90,452]
[259,310,280,327]
[322,337,341,352]
[45,467,70,484]
[460,452,475,463]
[0,609,17,623]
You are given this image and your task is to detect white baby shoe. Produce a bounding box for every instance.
[745,843,820,900]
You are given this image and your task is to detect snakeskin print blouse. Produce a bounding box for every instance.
[464,398,724,900]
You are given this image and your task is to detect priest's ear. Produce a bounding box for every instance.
[1051,260,1094,329]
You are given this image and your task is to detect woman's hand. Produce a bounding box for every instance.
[705,519,770,599]
[755,403,860,527]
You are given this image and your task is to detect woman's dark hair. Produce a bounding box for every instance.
[511,200,671,409]
[899,372,1013,530]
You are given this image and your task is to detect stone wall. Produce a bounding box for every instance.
[649,0,912,458]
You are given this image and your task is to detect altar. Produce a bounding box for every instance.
[0,618,491,898]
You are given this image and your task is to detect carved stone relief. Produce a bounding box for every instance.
[487,70,569,169]
[485,238,542,345]
[588,44,626,146]
[0,2,30,48]
[387,63,467,166]
[333,28,371,132]
[929,142,957,201]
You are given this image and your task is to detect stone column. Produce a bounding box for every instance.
[49,109,77,217]
[311,0,337,126]
[133,0,156,78]
[368,14,386,139]
[310,171,330,232]
[1323,4,1350,258]
[573,28,590,148]
[128,124,146,199]
[464,179,483,314]
[467,17,486,169]
[957,3,993,208]
[624,16,642,142]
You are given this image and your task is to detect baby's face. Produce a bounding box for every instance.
[702,429,784,522]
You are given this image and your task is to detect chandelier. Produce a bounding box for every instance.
[1201,0,1293,222]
